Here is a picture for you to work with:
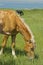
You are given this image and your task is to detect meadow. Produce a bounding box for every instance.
[0,9,43,65]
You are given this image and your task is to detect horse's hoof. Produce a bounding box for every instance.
[14,55,17,59]
[0,51,3,55]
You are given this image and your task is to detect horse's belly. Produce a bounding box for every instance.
[4,31,17,35]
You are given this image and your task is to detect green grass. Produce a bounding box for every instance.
[0,9,43,65]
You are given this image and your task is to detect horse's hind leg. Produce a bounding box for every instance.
[0,35,9,55]
[11,35,17,58]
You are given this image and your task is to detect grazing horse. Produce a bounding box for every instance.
[0,10,35,59]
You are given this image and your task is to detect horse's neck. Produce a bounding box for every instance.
[16,15,32,41]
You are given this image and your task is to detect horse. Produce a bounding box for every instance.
[0,10,35,59]
[16,10,24,16]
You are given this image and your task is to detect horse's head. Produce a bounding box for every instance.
[24,38,36,59]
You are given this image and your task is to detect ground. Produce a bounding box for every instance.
[0,9,43,65]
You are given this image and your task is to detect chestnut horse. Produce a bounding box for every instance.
[0,10,35,59]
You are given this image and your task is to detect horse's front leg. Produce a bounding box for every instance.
[0,35,9,55]
[11,35,17,58]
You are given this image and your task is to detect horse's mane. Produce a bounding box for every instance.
[17,14,35,43]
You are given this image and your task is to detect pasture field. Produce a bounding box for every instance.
[0,9,43,65]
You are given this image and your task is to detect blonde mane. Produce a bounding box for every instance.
[17,14,35,43]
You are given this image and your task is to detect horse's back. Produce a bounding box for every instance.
[0,10,17,34]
